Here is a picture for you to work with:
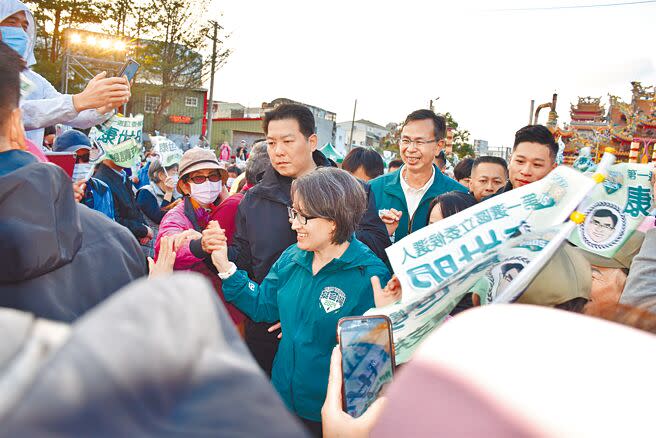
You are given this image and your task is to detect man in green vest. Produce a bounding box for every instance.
[369,109,466,241]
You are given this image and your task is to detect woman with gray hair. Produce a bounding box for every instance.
[135,158,181,257]
[210,167,390,435]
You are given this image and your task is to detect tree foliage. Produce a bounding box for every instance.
[444,112,474,158]
[22,0,231,126]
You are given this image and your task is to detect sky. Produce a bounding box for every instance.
[207,0,655,148]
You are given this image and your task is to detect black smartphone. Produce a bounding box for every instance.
[338,315,395,418]
[118,58,140,82]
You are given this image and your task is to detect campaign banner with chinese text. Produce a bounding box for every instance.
[91,114,144,147]
[569,163,653,258]
[367,226,568,363]
[105,138,141,168]
[150,136,183,167]
[386,166,596,303]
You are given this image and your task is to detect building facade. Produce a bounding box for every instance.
[335,119,389,151]
[473,139,489,156]
[262,98,336,147]
[209,118,265,149]
[129,84,207,138]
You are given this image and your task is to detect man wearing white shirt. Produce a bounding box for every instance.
[369,109,467,241]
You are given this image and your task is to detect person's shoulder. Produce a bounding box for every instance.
[438,171,467,192]
[369,171,395,190]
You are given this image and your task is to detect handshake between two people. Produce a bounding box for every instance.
[147,221,230,278]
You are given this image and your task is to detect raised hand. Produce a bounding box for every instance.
[148,235,176,278]
[379,208,402,237]
[371,275,402,308]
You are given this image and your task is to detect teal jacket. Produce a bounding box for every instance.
[222,237,390,421]
[369,165,467,240]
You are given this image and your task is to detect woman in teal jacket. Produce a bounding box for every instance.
[210,167,390,435]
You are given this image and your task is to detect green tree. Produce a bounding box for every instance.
[136,0,230,131]
[444,112,474,158]
[25,0,106,85]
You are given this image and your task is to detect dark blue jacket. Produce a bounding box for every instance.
[95,162,149,238]
[0,151,147,322]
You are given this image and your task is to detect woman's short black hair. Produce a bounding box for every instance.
[427,191,477,223]
[341,147,385,180]
[454,157,474,181]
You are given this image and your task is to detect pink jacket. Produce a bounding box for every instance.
[155,195,245,325]
[219,144,231,162]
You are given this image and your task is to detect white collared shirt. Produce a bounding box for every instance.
[399,165,435,219]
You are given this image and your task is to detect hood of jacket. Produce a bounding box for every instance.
[0,161,83,284]
[254,149,334,205]
[0,0,37,66]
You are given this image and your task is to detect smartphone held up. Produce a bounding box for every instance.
[337,315,395,418]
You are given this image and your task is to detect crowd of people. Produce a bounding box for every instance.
[2,1,656,436]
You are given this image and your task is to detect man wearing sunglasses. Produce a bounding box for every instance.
[52,129,115,219]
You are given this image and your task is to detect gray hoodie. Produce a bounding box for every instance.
[0,273,307,437]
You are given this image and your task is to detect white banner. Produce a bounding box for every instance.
[569,163,653,258]
[368,226,571,363]
[387,166,597,303]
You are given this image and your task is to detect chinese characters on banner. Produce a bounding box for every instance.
[569,163,653,258]
[367,226,570,364]
[150,136,183,167]
[90,114,144,169]
[387,166,596,304]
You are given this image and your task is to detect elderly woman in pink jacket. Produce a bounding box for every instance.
[155,148,244,327]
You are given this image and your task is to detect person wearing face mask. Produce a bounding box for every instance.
[155,147,245,328]
[0,0,131,149]
[53,129,115,220]
[136,158,182,257]
[211,167,390,436]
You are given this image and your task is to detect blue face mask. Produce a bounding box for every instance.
[0,26,29,58]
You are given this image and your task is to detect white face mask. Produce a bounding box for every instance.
[72,163,94,182]
[190,180,222,204]
[226,177,235,188]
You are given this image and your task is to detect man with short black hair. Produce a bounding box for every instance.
[469,156,508,202]
[228,103,390,376]
[507,124,558,190]
[0,41,147,322]
[370,109,467,240]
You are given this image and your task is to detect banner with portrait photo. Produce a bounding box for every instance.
[386,166,596,303]
[367,226,568,364]
[569,163,653,258]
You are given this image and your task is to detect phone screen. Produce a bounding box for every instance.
[119,59,140,82]
[339,316,394,418]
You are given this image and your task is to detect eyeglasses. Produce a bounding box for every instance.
[287,206,318,225]
[400,138,436,148]
[187,173,221,184]
[591,219,613,230]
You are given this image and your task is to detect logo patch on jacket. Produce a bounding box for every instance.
[320,287,346,313]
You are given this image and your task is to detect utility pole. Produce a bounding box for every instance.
[429,97,439,112]
[348,99,357,151]
[206,21,220,147]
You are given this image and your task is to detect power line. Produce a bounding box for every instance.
[490,0,656,12]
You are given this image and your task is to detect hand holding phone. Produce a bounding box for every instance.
[337,315,395,418]
[118,59,140,82]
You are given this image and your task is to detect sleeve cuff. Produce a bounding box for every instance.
[189,238,209,259]
[218,262,237,280]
